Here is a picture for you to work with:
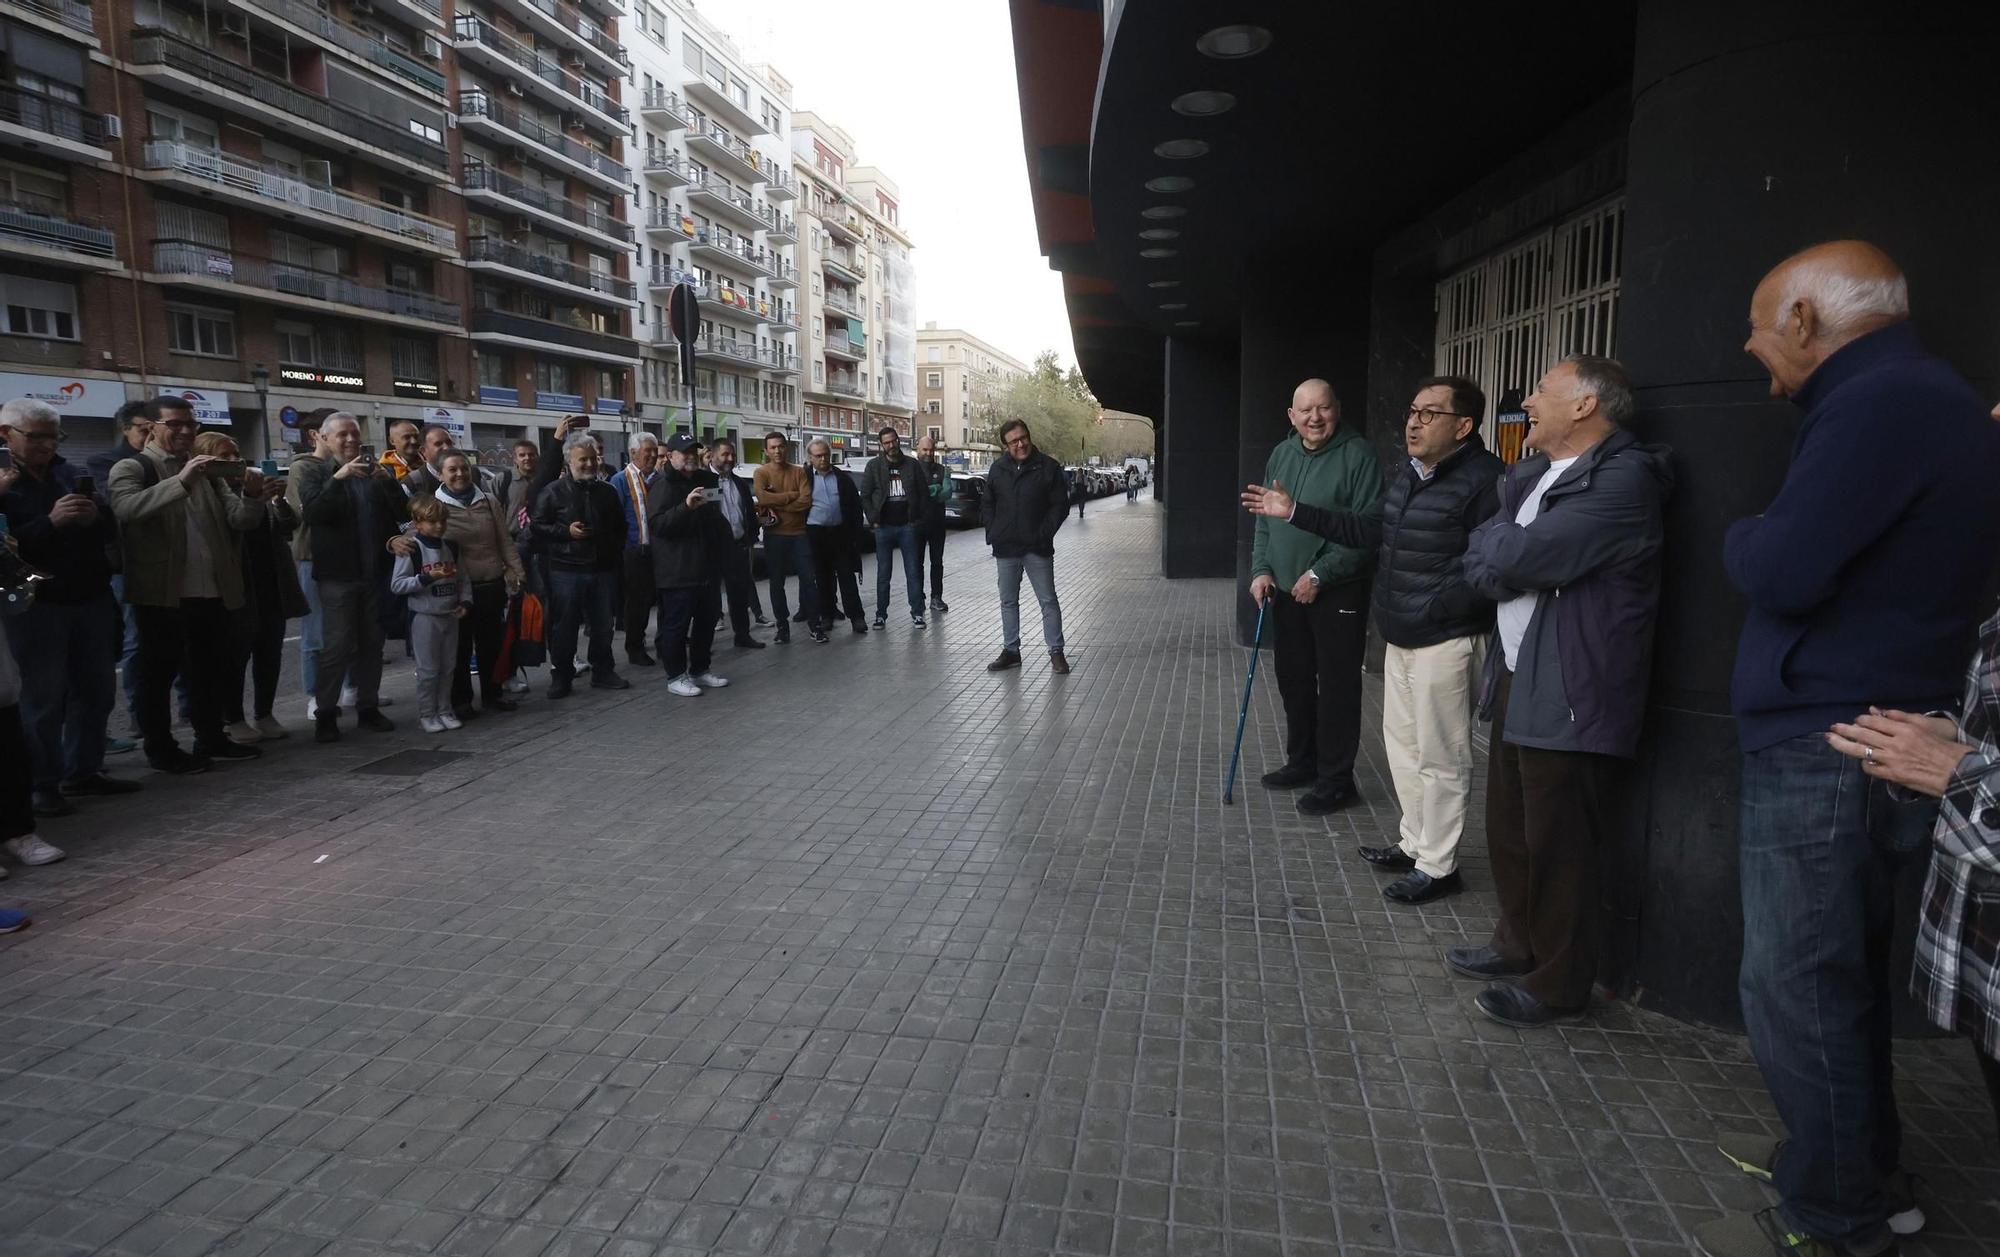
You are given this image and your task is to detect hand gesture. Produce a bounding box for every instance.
[335,454,374,480]
[1241,477,1294,519]
[556,415,587,438]
[685,488,706,509]
[50,495,97,528]
[568,520,591,539]
[1290,572,1319,605]
[242,467,265,497]
[453,604,469,619]
[1826,707,1972,798]
[386,533,418,557]
[1248,573,1275,605]
[177,454,218,486]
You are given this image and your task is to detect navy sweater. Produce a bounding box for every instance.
[1725,322,2000,751]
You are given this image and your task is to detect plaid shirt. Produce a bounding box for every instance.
[1912,607,2000,1056]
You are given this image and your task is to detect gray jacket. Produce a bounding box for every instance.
[389,534,473,616]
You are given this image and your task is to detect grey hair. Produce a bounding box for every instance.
[1561,354,1635,425]
[562,432,602,456]
[628,432,659,454]
[320,412,360,434]
[0,399,59,429]
[1773,260,1909,342]
[805,438,832,458]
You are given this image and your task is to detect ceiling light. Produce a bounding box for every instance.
[1174,320,1200,328]
[1159,302,1187,311]
[1171,90,1236,117]
[1147,279,1180,289]
[1139,228,1180,241]
[1142,205,1188,220]
[1196,25,1272,59]
[1139,247,1179,259]
[1145,175,1195,193]
[1152,139,1209,160]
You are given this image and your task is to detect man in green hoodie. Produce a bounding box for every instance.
[1249,378,1382,815]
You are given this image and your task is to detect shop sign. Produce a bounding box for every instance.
[280,367,366,391]
[0,372,123,418]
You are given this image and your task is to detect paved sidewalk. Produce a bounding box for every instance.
[0,497,1993,1256]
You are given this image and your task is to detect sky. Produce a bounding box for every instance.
[704,0,1074,370]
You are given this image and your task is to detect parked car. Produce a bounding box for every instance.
[944,473,986,528]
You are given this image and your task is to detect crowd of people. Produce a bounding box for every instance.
[1243,239,2000,1257]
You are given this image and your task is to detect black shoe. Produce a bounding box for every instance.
[775,628,791,644]
[483,696,517,713]
[590,673,632,690]
[1445,945,1532,980]
[871,614,887,629]
[195,740,262,761]
[929,598,947,613]
[1297,783,1361,816]
[548,677,574,699]
[31,790,76,818]
[809,626,830,644]
[852,620,869,634]
[1473,984,1584,1029]
[149,748,213,773]
[753,612,770,626]
[314,716,340,745]
[355,709,395,733]
[60,773,142,797]
[1259,762,1315,790]
[1358,843,1417,870]
[1383,870,1463,905]
[912,615,926,630]
[1049,651,1070,675]
[627,651,656,667]
[735,636,768,650]
[986,650,1022,672]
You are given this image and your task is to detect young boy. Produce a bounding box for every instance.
[390,495,472,733]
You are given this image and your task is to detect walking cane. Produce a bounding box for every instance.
[1222,596,1270,805]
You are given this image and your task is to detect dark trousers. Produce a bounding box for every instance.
[451,579,509,708]
[720,541,757,641]
[11,592,117,790]
[658,582,720,678]
[1738,733,1933,1243]
[762,532,817,628]
[0,704,34,841]
[1269,581,1368,790]
[228,602,288,723]
[548,568,616,681]
[807,524,864,628]
[622,546,656,658]
[917,517,945,601]
[133,598,235,758]
[1483,669,1625,1011]
[1981,1045,2000,1140]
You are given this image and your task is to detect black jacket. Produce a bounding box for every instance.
[984,448,1068,558]
[806,466,867,566]
[0,455,116,604]
[1290,434,1505,649]
[531,477,626,572]
[294,456,409,583]
[85,443,144,488]
[649,466,730,589]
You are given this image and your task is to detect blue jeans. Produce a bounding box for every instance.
[996,553,1063,653]
[874,522,923,619]
[548,568,615,681]
[297,558,324,698]
[1739,733,1934,1243]
[762,533,818,627]
[9,592,118,790]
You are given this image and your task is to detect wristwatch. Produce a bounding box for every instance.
[1306,571,1321,588]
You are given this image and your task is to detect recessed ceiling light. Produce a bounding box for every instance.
[1147,279,1180,289]
[1139,228,1180,241]
[1145,175,1195,193]
[1159,302,1187,311]
[1195,25,1271,59]
[1174,320,1200,327]
[1152,139,1209,160]
[1171,90,1236,117]
[1142,205,1188,220]
[1139,247,1179,259]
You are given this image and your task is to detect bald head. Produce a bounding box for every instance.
[1746,240,1909,398]
[1287,378,1338,449]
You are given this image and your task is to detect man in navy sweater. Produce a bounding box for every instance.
[1700,241,2000,1257]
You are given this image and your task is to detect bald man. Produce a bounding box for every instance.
[1700,242,2000,1257]
[1247,378,1381,815]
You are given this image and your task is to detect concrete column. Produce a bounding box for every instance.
[1159,335,1240,579]
[1616,3,2000,1026]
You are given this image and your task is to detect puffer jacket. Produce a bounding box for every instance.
[984,448,1068,558]
[530,476,626,572]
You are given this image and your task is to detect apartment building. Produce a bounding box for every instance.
[913,324,1027,469]
[626,0,798,451]
[791,110,913,464]
[0,0,633,462]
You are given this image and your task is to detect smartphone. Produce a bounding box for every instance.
[358,444,376,460]
[73,474,95,497]
[214,460,248,482]
[700,486,722,504]
[260,458,279,476]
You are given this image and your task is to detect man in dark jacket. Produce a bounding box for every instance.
[706,438,764,651]
[530,433,628,698]
[1453,354,1671,1030]
[984,420,1070,674]
[913,435,951,612]
[1697,242,2000,1257]
[86,401,150,484]
[650,434,730,694]
[294,414,405,742]
[860,427,929,630]
[1243,376,1503,904]
[803,438,868,642]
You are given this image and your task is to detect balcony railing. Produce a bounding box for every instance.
[457,90,627,183]
[693,282,790,326]
[239,0,444,94]
[647,263,697,289]
[470,308,631,360]
[694,336,796,371]
[823,289,860,317]
[824,373,863,398]
[0,201,116,260]
[451,16,626,127]
[143,141,456,250]
[822,334,866,361]
[767,259,798,285]
[467,236,635,301]
[686,173,776,230]
[639,87,692,126]
[690,226,777,275]
[0,85,105,146]
[151,239,460,324]
[823,252,864,285]
[7,0,93,34]
[643,207,694,238]
[461,162,631,243]
[513,0,625,66]
[642,148,690,182]
[129,29,447,169]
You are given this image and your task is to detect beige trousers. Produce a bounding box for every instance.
[1383,633,1488,877]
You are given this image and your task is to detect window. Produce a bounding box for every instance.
[535,359,574,394]
[926,345,941,363]
[478,351,509,388]
[927,425,942,441]
[2,277,78,341]
[682,35,702,72]
[392,336,436,380]
[275,320,316,365]
[925,400,940,415]
[813,362,823,383]
[925,371,941,389]
[155,201,229,248]
[0,162,65,214]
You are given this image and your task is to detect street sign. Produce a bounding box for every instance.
[667,283,700,389]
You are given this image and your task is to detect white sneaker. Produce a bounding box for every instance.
[305,696,319,720]
[505,674,529,694]
[253,715,288,739]
[667,676,703,698]
[692,673,730,689]
[438,711,463,730]
[419,715,446,735]
[339,684,358,708]
[5,834,65,866]
[223,720,262,744]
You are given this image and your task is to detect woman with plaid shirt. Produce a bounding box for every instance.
[1829,605,2000,1132]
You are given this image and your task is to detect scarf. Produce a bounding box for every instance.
[433,480,488,510]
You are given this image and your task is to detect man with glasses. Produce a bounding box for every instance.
[1244,377,1503,902]
[984,419,1071,674]
[861,426,928,630]
[751,432,818,644]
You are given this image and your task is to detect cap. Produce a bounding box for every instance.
[664,433,701,452]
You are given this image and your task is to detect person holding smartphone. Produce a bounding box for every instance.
[529,432,628,699]
[649,434,732,696]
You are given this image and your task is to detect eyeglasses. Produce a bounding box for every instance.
[159,419,199,431]
[17,429,64,444]
[1405,407,1470,427]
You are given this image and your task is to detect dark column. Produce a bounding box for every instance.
[1159,336,1240,579]
[1617,3,2000,1026]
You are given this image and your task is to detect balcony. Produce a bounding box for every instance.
[692,336,796,374]
[822,252,864,287]
[691,282,789,330]
[456,90,627,193]
[767,215,798,244]
[486,0,625,78]
[0,202,118,270]
[461,161,631,248]
[767,259,798,290]
[822,213,864,246]
[685,173,776,232]
[646,263,697,293]
[823,288,861,318]
[641,148,691,189]
[639,87,692,130]
[689,227,776,279]
[763,168,795,201]
[371,0,440,31]
[821,371,864,400]
[466,235,635,306]
[642,206,694,241]
[469,308,636,366]
[450,16,626,136]
[128,29,448,180]
[821,332,866,364]
[685,122,765,186]
[2,0,95,43]
[233,0,444,96]
[140,141,457,255]
[149,239,460,329]
[683,72,763,137]
[0,85,110,162]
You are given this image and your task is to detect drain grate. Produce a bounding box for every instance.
[353,749,469,776]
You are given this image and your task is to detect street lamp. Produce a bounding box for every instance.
[250,363,271,457]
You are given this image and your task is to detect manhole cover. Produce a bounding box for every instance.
[354,750,468,776]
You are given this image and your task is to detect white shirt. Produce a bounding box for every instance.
[1495,457,1578,671]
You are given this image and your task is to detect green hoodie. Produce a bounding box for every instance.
[1250,426,1381,588]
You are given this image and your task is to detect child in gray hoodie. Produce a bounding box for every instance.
[390,495,473,733]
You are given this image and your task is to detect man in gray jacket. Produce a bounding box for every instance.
[1450,354,1672,1029]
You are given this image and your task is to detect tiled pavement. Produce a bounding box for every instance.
[0,496,1994,1257]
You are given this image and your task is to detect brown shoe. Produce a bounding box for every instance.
[1049,651,1071,675]
[986,649,1022,672]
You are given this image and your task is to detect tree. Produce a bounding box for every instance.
[999,355,1096,464]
